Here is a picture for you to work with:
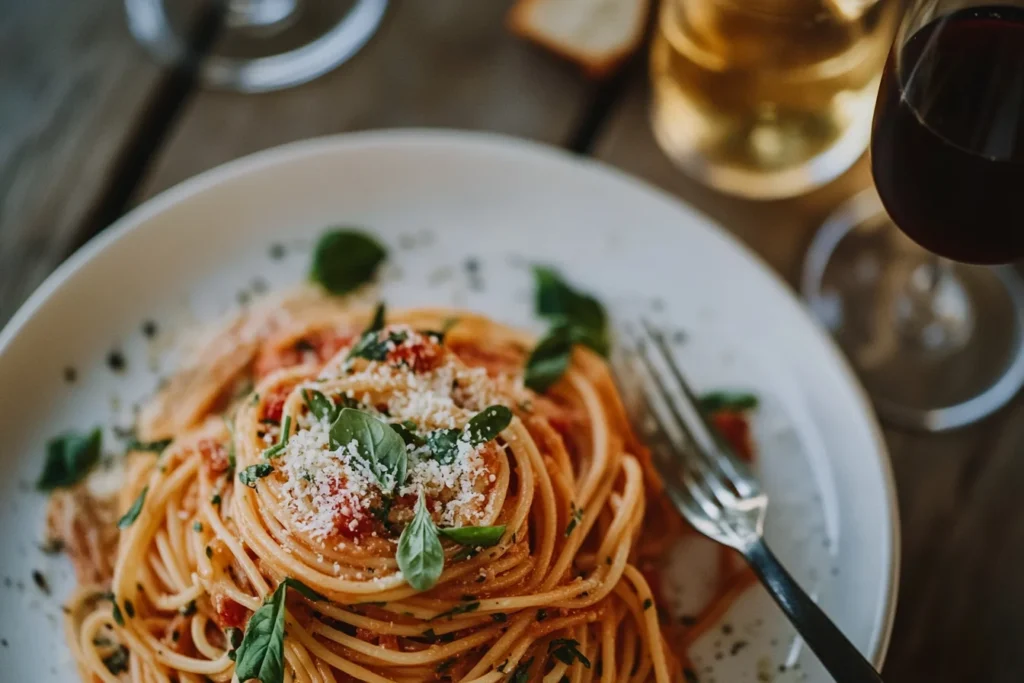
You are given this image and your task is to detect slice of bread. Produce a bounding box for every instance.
[508,0,651,77]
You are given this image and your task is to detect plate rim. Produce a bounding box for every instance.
[0,127,900,667]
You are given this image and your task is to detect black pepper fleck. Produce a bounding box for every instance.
[107,350,126,372]
[0,639,7,647]
[237,291,251,305]
[63,367,77,383]
[722,623,733,635]
[31,570,50,596]
[252,277,268,294]
[269,243,286,260]
[464,257,484,291]
[729,640,747,655]
[141,320,158,338]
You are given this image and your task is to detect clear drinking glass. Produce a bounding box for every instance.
[802,0,1024,430]
[125,0,388,93]
[649,0,899,199]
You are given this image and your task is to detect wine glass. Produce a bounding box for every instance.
[802,0,1024,430]
[125,0,388,93]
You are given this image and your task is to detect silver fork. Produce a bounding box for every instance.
[619,320,884,683]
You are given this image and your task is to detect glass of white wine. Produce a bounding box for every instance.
[649,0,899,199]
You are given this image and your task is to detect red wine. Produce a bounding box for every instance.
[871,6,1024,264]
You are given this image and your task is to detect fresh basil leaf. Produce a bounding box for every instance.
[234,581,287,683]
[391,420,424,447]
[533,266,606,337]
[262,416,292,459]
[396,493,444,591]
[281,577,325,602]
[302,389,338,423]
[567,323,609,358]
[548,638,591,668]
[523,326,573,393]
[367,302,386,333]
[464,405,512,446]
[426,429,461,465]
[699,390,759,413]
[117,487,148,529]
[438,525,505,547]
[330,408,408,489]
[239,463,274,488]
[348,330,408,362]
[36,428,102,490]
[310,229,387,295]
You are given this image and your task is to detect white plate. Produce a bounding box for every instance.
[0,130,898,682]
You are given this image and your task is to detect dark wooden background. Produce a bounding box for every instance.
[3,1,1023,681]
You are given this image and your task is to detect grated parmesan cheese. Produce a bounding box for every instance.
[276,325,506,538]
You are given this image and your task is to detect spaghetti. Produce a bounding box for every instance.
[51,290,753,683]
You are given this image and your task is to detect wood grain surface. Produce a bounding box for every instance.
[138,0,593,199]
[2,2,1024,681]
[0,0,166,324]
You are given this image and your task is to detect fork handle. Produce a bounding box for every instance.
[743,539,885,683]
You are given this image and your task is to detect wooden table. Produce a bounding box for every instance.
[4,2,1023,680]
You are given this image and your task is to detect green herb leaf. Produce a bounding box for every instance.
[510,657,535,683]
[533,266,608,353]
[36,428,102,490]
[102,645,130,674]
[464,405,512,445]
[426,428,461,465]
[281,577,325,602]
[330,408,408,489]
[126,437,172,454]
[233,581,287,683]
[117,487,148,529]
[310,229,387,295]
[565,504,584,537]
[698,390,759,413]
[438,525,505,547]
[348,329,408,362]
[548,638,592,668]
[239,463,274,488]
[431,601,480,621]
[262,416,292,459]
[367,302,386,333]
[524,325,574,393]
[111,602,125,626]
[391,420,424,447]
[396,493,444,592]
[302,389,339,423]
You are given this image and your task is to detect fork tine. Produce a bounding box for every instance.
[624,326,739,509]
[640,319,761,498]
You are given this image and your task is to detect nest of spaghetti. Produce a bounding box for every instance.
[58,297,685,683]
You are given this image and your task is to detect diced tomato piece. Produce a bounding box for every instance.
[325,476,377,540]
[262,388,288,423]
[211,593,248,628]
[198,438,230,476]
[711,411,754,461]
[386,335,444,372]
